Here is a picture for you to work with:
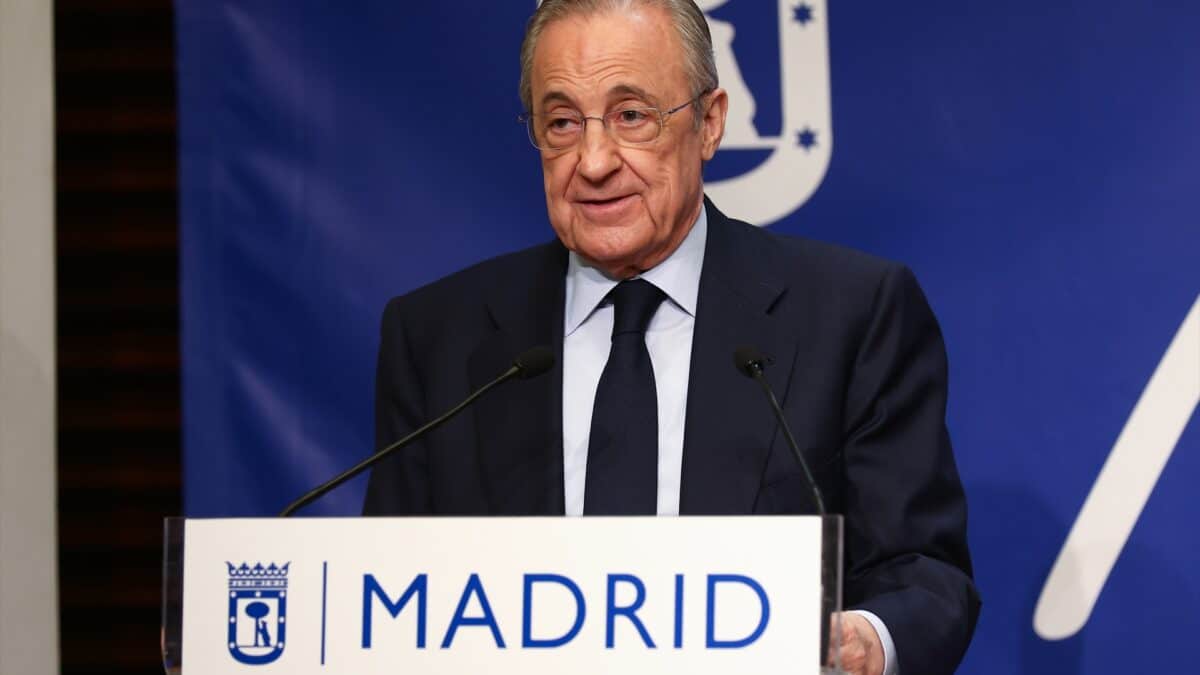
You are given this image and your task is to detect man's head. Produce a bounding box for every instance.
[520,0,728,278]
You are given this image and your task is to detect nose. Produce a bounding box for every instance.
[575,118,622,183]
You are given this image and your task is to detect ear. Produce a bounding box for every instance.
[699,88,728,161]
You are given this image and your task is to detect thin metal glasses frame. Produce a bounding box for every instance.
[519,91,710,151]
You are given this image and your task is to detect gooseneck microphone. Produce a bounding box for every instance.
[279,346,556,517]
[733,346,826,516]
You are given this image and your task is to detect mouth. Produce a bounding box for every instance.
[575,194,637,219]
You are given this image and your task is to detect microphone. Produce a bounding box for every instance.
[733,346,826,516]
[279,345,556,516]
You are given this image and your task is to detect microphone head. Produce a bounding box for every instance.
[732,346,770,378]
[513,346,556,379]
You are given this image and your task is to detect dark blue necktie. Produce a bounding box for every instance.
[584,279,666,515]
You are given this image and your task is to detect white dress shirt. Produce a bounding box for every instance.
[559,204,898,674]
[562,206,706,518]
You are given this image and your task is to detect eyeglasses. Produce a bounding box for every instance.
[519,92,709,151]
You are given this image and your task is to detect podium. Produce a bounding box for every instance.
[162,516,845,674]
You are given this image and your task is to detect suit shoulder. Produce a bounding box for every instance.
[724,215,908,289]
[708,213,937,343]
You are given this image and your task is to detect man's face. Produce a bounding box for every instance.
[529,7,726,278]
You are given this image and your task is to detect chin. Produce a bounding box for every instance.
[576,228,653,264]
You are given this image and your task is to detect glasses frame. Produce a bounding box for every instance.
[519,90,711,152]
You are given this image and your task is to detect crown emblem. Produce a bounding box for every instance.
[226,561,290,665]
[226,562,290,579]
[227,562,290,592]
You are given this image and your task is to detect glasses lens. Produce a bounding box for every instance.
[608,108,661,145]
[531,113,584,150]
[524,108,664,150]
[524,116,541,148]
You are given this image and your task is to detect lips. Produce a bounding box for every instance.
[575,194,637,221]
[578,194,632,206]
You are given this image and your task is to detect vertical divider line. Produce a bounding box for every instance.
[321,561,329,665]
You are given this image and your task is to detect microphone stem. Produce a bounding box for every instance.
[751,365,826,516]
[279,365,520,517]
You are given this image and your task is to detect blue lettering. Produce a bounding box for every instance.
[441,574,506,648]
[522,574,586,648]
[606,574,656,648]
[361,573,427,649]
[706,574,770,648]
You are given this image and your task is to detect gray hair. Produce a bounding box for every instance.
[518,0,718,120]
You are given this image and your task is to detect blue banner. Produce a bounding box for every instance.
[177,2,1200,672]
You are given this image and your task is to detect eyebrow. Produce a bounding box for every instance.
[538,83,658,110]
[607,84,655,104]
[539,90,576,109]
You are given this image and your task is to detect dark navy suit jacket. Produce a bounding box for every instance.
[364,200,980,674]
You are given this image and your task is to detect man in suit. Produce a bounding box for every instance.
[365,1,979,673]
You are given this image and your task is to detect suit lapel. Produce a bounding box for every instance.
[464,204,800,516]
[679,201,800,514]
[467,242,567,515]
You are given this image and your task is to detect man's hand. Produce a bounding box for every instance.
[830,612,886,675]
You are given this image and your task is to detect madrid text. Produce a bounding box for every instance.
[361,573,771,651]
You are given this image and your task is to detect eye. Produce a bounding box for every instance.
[545,113,582,135]
[613,108,652,127]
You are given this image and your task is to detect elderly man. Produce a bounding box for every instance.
[364,1,979,673]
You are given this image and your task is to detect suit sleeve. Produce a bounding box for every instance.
[841,264,981,675]
[363,297,434,514]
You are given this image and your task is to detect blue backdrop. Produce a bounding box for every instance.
[176,2,1200,672]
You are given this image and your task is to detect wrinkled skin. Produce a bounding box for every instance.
[529,6,727,278]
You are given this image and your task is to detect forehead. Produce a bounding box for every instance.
[530,7,689,107]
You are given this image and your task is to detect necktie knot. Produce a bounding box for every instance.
[609,279,666,338]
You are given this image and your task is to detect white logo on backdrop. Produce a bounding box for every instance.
[1034,293,1200,640]
[699,0,832,226]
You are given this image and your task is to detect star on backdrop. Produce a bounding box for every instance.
[793,3,815,26]
[796,127,818,150]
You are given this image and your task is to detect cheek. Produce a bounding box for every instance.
[542,163,570,210]
[556,156,583,189]
[625,154,673,209]
[543,160,577,243]
[645,154,686,218]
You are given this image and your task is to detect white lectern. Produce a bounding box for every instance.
[163,516,844,674]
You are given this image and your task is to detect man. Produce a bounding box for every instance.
[364,1,979,673]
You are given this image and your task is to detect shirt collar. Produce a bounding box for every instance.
[564,203,707,336]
